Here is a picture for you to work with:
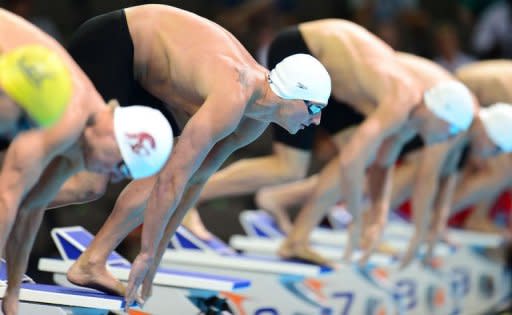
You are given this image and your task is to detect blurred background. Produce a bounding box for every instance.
[1,0,511,283]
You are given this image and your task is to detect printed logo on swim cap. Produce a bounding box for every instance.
[125,132,157,156]
[17,55,55,88]
[113,105,173,179]
[297,82,308,90]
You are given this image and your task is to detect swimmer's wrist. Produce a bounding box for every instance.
[137,251,155,265]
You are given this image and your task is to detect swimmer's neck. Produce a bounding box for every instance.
[67,138,87,172]
[243,71,281,121]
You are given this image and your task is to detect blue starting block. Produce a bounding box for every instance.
[163,225,395,315]
[0,258,125,315]
[235,209,512,315]
[38,226,250,314]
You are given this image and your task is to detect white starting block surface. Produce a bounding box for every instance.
[39,226,251,314]
[0,283,124,310]
[230,235,344,260]
[163,226,395,315]
[236,210,512,315]
[165,226,330,277]
[0,259,125,315]
[383,221,505,248]
[240,210,505,249]
[230,234,455,261]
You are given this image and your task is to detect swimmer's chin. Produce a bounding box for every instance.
[109,173,125,183]
[289,125,306,134]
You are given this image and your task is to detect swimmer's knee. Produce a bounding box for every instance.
[275,162,307,182]
[255,188,271,207]
[281,170,307,182]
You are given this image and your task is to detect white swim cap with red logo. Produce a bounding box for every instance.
[113,106,174,179]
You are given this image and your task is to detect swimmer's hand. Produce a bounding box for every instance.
[125,253,150,311]
[357,210,388,265]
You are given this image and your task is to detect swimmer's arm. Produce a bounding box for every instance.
[432,173,458,234]
[411,132,466,227]
[410,143,451,236]
[141,93,246,257]
[186,118,269,184]
[451,162,510,214]
[367,134,415,219]
[399,141,455,266]
[47,172,109,209]
[151,118,269,275]
[430,141,466,229]
[5,156,81,298]
[20,157,82,211]
[437,174,458,215]
[0,108,86,227]
[339,106,407,232]
[366,164,393,213]
[419,172,459,263]
[343,59,420,223]
[5,209,44,300]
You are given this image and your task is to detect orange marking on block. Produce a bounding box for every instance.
[128,309,151,315]
[222,291,249,315]
[304,278,327,300]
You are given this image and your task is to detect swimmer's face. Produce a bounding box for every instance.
[83,107,126,181]
[419,115,457,144]
[0,88,21,135]
[470,118,502,159]
[276,99,324,134]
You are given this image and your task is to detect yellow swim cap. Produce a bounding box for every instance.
[0,45,72,127]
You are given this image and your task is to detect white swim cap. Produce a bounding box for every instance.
[479,103,512,152]
[423,81,474,131]
[269,54,331,104]
[113,106,174,179]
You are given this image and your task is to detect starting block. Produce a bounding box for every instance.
[0,259,125,315]
[163,226,395,314]
[234,209,512,315]
[38,226,250,314]
[229,234,455,315]
[382,224,512,314]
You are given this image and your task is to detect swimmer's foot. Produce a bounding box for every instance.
[464,216,512,239]
[182,208,214,240]
[67,254,126,297]
[255,192,292,234]
[278,240,335,268]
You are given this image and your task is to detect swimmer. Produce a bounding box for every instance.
[0,9,174,314]
[58,5,331,307]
